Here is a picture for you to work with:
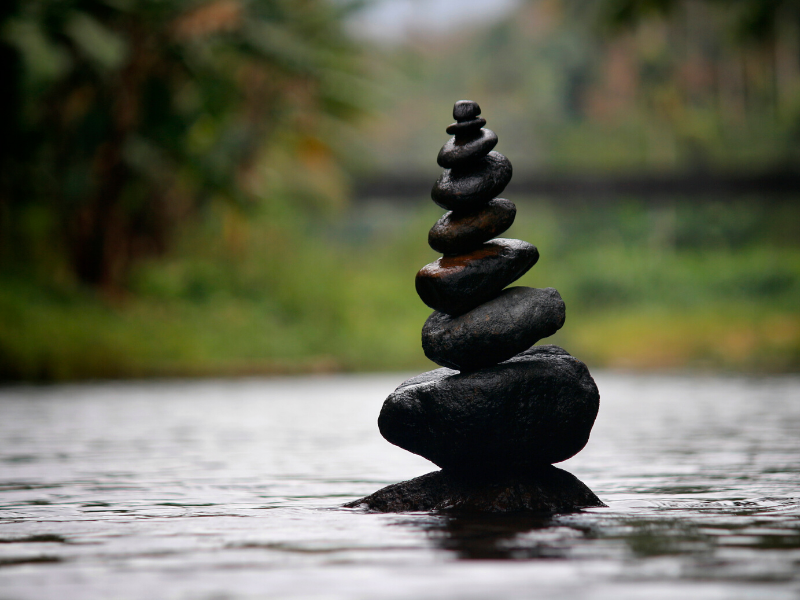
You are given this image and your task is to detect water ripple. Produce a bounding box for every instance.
[0,373,798,599]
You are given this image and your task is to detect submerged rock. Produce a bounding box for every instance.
[422,287,566,371]
[378,346,600,473]
[343,466,605,513]
[415,238,538,315]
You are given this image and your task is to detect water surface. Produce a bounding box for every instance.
[1,372,799,599]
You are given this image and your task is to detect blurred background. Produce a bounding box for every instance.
[1,0,798,381]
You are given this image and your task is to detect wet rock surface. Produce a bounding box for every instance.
[378,346,600,473]
[415,239,538,315]
[437,129,498,168]
[452,100,481,121]
[422,287,566,371]
[428,198,516,254]
[349,101,601,514]
[343,466,605,513]
[431,151,512,211]
[446,117,487,136]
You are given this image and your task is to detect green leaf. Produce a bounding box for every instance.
[64,11,129,71]
[2,17,71,85]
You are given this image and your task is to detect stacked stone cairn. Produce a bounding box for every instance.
[346,101,603,513]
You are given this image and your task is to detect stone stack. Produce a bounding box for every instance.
[346,101,603,513]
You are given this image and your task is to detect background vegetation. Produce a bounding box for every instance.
[1,0,799,381]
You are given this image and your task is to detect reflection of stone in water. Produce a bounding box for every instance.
[422,513,575,560]
[388,512,555,560]
[622,519,713,558]
[346,101,602,513]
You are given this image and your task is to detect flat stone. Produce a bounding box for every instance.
[446,117,487,136]
[428,198,516,254]
[453,100,481,121]
[343,466,605,513]
[378,345,600,473]
[437,129,498,168]
[432,151,512,212]
[415,239,538,315]
[422,287,566,371]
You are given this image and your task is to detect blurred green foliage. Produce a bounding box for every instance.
[361,0,800,175]
[1,0,799,380]
[598,0,800,42]
[1,198,798,380]
[0,0,364,287]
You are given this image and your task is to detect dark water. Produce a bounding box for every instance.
[0,372,798,599]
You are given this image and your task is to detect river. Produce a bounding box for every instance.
[1,371,799,599]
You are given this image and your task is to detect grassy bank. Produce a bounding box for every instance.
[1,197,798,381]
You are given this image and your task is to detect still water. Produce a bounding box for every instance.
[0,371,799,599]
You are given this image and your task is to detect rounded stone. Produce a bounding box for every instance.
[428,198,516,255]
[453,100,481,121]
[446,117,486,136]
[431,151,512,212]
[437,128,498,168]
[377,345,601,473]
[415,238,538,316]
[343,466,605,513]
[422,287,566,371]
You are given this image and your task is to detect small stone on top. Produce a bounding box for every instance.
[453,100,481,121]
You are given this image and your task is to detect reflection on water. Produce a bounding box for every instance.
[0,372,798,599]
[411,512,566,559]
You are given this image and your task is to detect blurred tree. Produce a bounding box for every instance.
[599,0,800,41]
[0,0,364,288]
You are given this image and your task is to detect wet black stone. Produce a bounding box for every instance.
[453,100,481,121]
[422,287,565,371]
[415,239,538,316]
[431,151,513,212]
[446,117,487,136]
[437,129,498,169]
[428,198,516,255]
[343,466,605,513]
[377,346,600,473]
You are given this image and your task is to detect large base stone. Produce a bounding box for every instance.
[379,345,599,472]
[343,466,605,513]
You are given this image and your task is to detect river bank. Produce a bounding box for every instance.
[2,197,798,382]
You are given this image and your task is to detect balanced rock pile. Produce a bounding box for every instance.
[346,101,603,513]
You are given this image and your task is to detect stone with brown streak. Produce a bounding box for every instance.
[428,198,516,254]
[422,287,565,371]
[415,238,538,316]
